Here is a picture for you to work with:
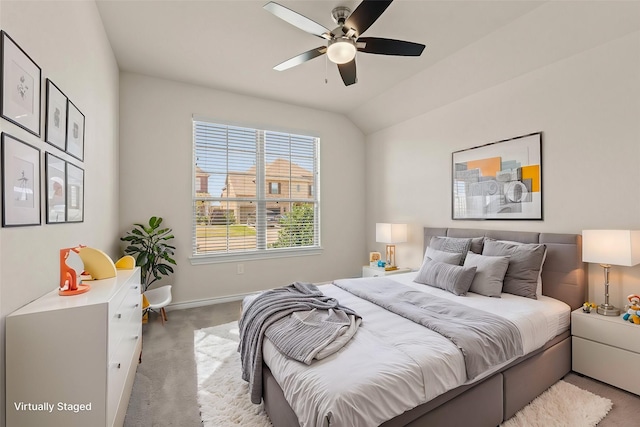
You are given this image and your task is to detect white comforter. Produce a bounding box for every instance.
[262,272,570,427]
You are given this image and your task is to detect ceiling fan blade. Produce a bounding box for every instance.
[344,0,393,37]
[337,59,357,86]
[357,37,425,56]
[264,2,332,40]
[274,47,327,71]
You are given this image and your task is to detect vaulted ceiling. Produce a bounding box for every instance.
[96,1,640,134]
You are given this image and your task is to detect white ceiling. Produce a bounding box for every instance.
[96,1,640,134]
[96,0,544,131]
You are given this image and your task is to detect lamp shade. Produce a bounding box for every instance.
[327,37,356,64]
[376,223,407,244]
[582,230,640,266]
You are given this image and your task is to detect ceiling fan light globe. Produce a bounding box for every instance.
[327,38,356,64]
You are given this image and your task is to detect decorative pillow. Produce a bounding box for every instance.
[469,237,485,255]
[482,239,546,299]
[424,246,463,265]
[414,259,477,296]
[463,252,510,298]
[429,236,473,265]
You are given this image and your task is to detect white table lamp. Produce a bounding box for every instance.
[582,230,640,316]
[376,223,407,270]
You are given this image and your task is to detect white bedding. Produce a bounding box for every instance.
[261,272,570,427]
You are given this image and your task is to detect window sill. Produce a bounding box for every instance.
[189,247,323,265]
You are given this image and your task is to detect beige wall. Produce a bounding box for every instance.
[365,26,640,309]
[0,1,120,425]
[118,72,366,305]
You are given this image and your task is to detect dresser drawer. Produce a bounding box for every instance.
[108,284,142,360]
[571,311,640,353]
[573,336,640,395]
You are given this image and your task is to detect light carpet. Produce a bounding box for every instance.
[195,321,612,427]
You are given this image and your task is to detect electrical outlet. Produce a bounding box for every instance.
[237,264,244,274]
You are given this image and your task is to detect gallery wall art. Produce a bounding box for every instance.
[1,31,42,137]
[1,132,41,226]
[452,132,542,220]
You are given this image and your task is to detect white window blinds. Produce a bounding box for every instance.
[193,119,320,257]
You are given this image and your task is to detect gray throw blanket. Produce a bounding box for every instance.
[238,282,360,404]
[334,277,523,380]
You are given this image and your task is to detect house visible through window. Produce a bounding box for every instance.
[269,182,281,194]
[192,118,320,257]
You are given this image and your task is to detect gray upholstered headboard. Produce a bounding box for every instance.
[423,227,587,310]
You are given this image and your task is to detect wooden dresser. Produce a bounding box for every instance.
[5,268,142,427]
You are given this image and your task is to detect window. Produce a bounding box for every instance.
[269,182,281,194]
[192,119,320,259]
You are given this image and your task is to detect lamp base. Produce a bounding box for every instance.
[597,304,620,316]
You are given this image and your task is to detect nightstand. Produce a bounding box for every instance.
[571,308,640,395]
[362,266,412,278]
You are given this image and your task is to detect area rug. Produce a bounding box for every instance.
[501,380,612,427]
[195,321,612,427]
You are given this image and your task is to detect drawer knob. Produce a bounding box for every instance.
[116,313,122,319]
[116,363,121,369]
[134,303,139,308]
[134,335,139,340]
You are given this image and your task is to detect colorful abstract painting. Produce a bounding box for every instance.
[452,133,542,220]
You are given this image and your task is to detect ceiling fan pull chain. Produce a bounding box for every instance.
[325,55,328,84]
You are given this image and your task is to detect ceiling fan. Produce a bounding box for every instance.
[264,0,425,86]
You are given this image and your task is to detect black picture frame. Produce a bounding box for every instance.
[45,79,68,151]
[66,162,84,222]
[1,132,42,227]
[0,31,42,137]
[452,132,543,220]
[66,100,85,161]
[45,152,67,224]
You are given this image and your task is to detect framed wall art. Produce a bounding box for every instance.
[66,100,84,161]
[45,152,66,224]
[452,132,542,220]
[1,132,41,227]
[66,163,84,222]
[45,79,68,150]
[1,31,42,137]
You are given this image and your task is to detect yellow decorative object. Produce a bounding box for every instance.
[115,255,136,270]
[77,247,117,280]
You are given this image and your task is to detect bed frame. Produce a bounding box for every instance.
[262,227,586,427]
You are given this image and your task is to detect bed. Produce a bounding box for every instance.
[255,227,586,427]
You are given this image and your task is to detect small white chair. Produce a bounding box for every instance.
[144,285,172,325]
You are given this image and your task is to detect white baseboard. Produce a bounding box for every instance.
[165,291,256,312]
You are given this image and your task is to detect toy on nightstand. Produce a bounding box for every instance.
[622,294,640,325]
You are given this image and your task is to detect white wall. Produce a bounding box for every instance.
[118,72,366,305]
[365,26,640,308]
[0,2,119,425]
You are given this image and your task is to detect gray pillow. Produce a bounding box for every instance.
[414,259,477,296]
[429,236,473,265]
[482,239,546,299]
[424,246,463,265]
[463,252,510,298]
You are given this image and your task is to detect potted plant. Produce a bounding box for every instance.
[121,216,176,292]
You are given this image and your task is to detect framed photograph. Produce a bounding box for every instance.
[369,251,382,267]
[66,163,84,222]
[1,31,42,137]
[45,152,66,224]
[66,100,84,161]
[1,132,41,227]
[452,132,542,220]
[45,79,68,150]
